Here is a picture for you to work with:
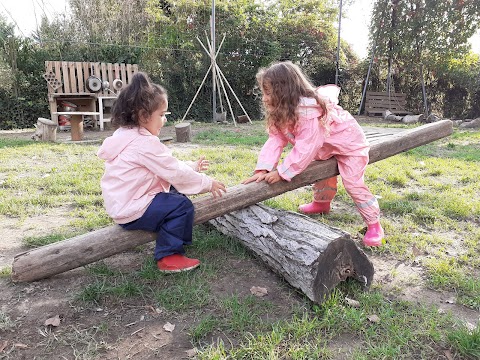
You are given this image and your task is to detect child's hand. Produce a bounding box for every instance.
[242,170,268,184]
[264,170,282,184]
[194,156,209,172]
[210,180,226,198]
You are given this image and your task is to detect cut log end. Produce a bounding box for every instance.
[175,122,192,142]
[313,236,374,303]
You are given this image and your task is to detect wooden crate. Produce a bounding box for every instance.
[365,91,411,117]
[44,61,139,140]
[44,61,139,97]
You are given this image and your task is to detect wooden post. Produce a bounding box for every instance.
[11,121,453,283]
[69,115,84,141]
[175,122,192,142]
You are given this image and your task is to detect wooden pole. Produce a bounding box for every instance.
[11,121,453,282]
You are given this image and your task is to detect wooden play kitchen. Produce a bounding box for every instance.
[44,61,139,140]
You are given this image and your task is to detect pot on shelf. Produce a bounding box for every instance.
[59,100,78,112]
[112,78,123,91]
[85,75,102,92]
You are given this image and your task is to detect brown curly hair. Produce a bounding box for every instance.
[111,72,167,128]
[256,61,327,132]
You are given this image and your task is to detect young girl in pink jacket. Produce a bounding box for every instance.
[97,72,226,272]
[243,61,384,247]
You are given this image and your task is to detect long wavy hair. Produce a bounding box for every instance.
[111,72,167,128]
[256,61,327,132]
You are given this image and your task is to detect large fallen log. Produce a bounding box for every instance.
[209,204,374,303]
[11,120,453,282]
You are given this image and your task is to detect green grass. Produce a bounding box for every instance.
[0,266,12,277]
[194,127,268,147]
[2,123,479,359]
[0,138,33,149]
[199,286,476,359]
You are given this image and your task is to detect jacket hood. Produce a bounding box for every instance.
[315,84,340,105]
[97,127,146,161]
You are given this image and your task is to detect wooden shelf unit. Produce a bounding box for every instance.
[44,61,138,140]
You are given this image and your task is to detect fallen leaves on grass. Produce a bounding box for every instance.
[250,286,268,297]
[345,297,360,308]
[44,315,61,327]
[186,348,198,358]
[163,322,175,332]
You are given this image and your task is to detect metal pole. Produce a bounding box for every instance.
[211,1,217,122]
[420,64,429,117]
[358,41,376,116]
[335,0,343,86]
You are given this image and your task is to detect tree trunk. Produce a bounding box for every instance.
[175,122,192,142]
[209,204,374,303]
[11,120,453,282]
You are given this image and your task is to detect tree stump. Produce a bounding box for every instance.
[209,204,374,303]
[214,112,226,123]
[32,118,57,142]
[175,122,192,142]
[237,115,249,123]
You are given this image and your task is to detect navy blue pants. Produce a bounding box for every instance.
[120,190,194,261]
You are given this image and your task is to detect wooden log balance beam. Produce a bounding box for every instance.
[12,120,453,284]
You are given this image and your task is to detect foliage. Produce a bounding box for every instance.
[0,18,50,129]
[1,0,361,127]
[2,1,480,128]
[143,0,350,119]
[368,0,480,118]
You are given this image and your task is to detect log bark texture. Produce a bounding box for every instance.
[175,122,192,142]
[11,120,453,282]
[209,204,374,303]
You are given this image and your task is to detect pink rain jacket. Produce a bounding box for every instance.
[97,127,212,224]
[255,85,369,181]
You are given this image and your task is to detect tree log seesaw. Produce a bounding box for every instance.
[12,121,453,301]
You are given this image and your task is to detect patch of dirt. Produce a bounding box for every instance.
[372,255,479,329]
[1,122,479,359]
[0,242,304,359]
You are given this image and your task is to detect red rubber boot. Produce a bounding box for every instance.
[298,201,331,215]
[363,222,384,247]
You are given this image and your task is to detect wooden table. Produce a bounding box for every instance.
[53,111,100,141]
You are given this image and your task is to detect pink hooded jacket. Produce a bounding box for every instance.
[97,127,212,224]
[255,85,369,181]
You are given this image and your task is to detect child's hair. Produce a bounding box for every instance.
[256,61,327,131]
[111,72,167,128]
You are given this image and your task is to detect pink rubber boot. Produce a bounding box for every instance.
[298,201,331,215]
[363,222,384,247]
